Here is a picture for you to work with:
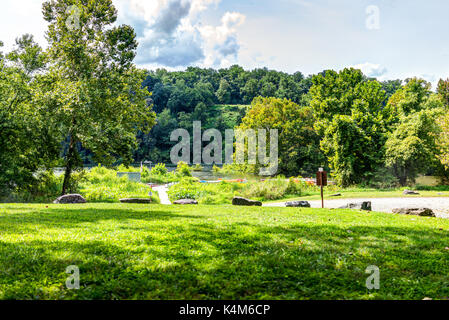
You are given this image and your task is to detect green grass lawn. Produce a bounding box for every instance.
[1,203,449,300]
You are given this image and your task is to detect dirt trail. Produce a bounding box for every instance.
[153,185,171,205]
[264,197,449,219]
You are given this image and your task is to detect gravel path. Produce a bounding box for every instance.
[264,197,449,219]
[153,185,171,205]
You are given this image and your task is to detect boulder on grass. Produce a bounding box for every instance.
[232,197,262,207]
[53,194,87,204]
[285,201,311,208]
[119,198,152,204]
[173,199,198,205]
[330,193,342,197]
[392,208,435,217]
[339,201,372,211]
[403,190,420,195]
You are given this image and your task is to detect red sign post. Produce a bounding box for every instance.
[316,168,327,208]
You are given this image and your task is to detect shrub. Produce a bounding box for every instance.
[176,161,192,177]
[117,164,140,173]
[167,176,304,204]
[192,164,203,172]
[167,177,202,201]
[241,177,302,201]
[151,163,168,175]
[415,185,449,191]
[80,166,159,203]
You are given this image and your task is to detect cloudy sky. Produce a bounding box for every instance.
[1,0,449,87]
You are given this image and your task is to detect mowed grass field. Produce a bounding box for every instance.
[1,204,449,300]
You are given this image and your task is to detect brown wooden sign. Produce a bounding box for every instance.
[316,171,328,187]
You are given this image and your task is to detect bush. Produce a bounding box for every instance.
[241,177,300,200]
[176,161,192,177]
[415,185,449,191]
[167,177,202,201]
[167,176,304,204]
[80,166,159,203]
[0,170,87,203]
[151,163,168,175]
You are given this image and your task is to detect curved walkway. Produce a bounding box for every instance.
[153,185,171,205]
[264,197,449,219]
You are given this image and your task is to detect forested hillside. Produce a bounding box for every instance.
[134,65,403,172]
[134,65,314,164]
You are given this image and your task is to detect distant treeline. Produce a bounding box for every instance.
[132,65,403,166]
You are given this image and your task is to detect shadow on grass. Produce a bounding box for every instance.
[1,206,449,300]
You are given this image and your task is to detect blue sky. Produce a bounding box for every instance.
[1,0,449,87]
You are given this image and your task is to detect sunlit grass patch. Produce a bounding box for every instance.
[0,204,449,300]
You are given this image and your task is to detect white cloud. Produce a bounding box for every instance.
[352,62,388,78]
[199,12,246,67]
[115,0,245,68]
[0,0,46,51]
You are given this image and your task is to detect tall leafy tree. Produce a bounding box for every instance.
[238,97,324,176]
[40,0,155,194]
[0,35,59,196]
[437,78,449,108]
[310,68,389,186]
[216,79,232,104]
[384,80,444,185]
[385,105,443,185]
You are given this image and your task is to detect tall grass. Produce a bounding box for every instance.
[167,176,306,204]
[79,166,159,203]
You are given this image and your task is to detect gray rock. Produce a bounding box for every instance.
[330,193,342,197]
[285,201,311,208]
[392,208,435,217]
[173,199,198,205]
[339,201,372,211]
[403,190,420,195]
[232,197,262,207]
[119,198,152,204]
[53,194,87,204]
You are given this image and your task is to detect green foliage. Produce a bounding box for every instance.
[151,163,168,175]
[214,163,257,176]
[241,177,302,201]
[40,0,156,194]
[385,107,443,185]
[167,177,203,201]
[79,166,159,203]
[216,79,232,103]
[0,35,59,197]
[192,164,203,172]
[176,161,192,177]
[238,97,324,177]
[385,78,433,121]
[310,68,389,186]
[437,78,449,108]
[414,185,449,191]
[168,177,304,204]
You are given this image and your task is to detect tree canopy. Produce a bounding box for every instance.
[40,0,156,194]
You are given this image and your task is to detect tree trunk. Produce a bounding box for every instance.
[62,134,76,195]
[399,167,408,187]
